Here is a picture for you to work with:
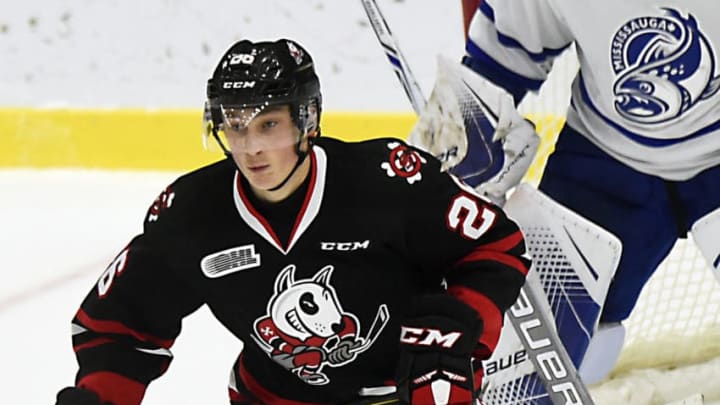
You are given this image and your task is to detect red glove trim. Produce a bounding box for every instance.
[411,380,474,405]
[78,371,146,405]
[447,286,503,355]
[474,367,484,392]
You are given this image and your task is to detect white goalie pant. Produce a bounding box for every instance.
[691,205,720,282]
[578,321,625,385]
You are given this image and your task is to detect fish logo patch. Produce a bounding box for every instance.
[610,8,720,125]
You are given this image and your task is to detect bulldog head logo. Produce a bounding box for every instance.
[270,264,346,341]
[252,265,389,385]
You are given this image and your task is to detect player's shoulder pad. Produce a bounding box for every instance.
[143,159,236,228]
[316,136,443,185]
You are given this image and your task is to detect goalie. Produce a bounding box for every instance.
[414,0,720,397]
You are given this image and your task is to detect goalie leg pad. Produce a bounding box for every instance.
[478,185,621,403]
[504,184,622,364]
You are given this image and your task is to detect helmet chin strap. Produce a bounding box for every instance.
[266,135,313,192]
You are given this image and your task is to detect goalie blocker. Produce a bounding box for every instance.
[407,56,539,206]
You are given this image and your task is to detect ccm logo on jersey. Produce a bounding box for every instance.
[201,244,261,278]
[400,326,463,348]
[320,240,370,251]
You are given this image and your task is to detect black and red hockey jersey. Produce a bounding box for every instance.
[69,136,530,405]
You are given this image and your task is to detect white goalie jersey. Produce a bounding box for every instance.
[466,0,720,181]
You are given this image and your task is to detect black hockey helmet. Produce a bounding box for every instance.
[203,38,322,154]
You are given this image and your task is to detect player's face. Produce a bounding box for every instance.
[223,105,309,200]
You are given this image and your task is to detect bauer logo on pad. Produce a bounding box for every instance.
[201,244,261,278]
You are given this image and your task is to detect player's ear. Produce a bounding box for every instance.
[304,99,321,139]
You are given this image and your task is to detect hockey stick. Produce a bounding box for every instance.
[351,304,390,354]
[360,2,594,404]
[505,278,595,404]
[360,0,426,114]
[362,0,507,189]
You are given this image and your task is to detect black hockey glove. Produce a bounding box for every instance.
[396,294,484,405]
[55,387,113,405]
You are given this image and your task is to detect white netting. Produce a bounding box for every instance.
[614,238,720,373]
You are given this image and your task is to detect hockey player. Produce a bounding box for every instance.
[54,38,530,405]
[461,0,720,385]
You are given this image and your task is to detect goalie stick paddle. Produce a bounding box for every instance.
[360,2,595,404]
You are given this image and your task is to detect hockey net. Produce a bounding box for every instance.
[518,46,720,404]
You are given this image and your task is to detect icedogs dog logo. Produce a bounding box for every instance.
[252,264,389,385]
[610,8,720,125]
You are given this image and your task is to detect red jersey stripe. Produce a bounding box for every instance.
[238,355,332,405]
[73,337,115,353]
[76,309,175,349]
[476,230,524,253]
[456,249,529,275]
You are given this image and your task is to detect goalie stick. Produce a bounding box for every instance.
[360,2,595,404]
[362,0,507,190]
[359,0,426,114]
